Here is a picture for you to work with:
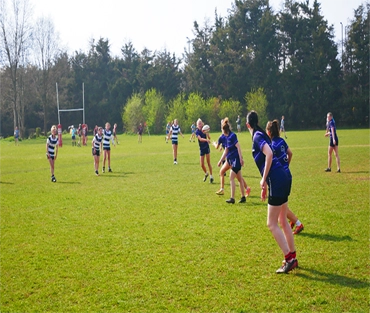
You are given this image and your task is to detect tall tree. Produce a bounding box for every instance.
[0,0,33,136]
[33,16,59,134]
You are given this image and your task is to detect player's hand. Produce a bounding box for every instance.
[240,158,244,167]
[217,160,222,167]
[261,188,267,201]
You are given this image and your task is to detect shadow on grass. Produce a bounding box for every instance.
[296,267,369,289]
[57,181,81,184]
[98,172,135,178]
[0,181,14,184]
[299,232,353,242]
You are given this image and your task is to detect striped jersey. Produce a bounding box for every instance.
[103,129,113,149]
[47,135,58,157]
[93,134,103,151]
[171,124,181,141]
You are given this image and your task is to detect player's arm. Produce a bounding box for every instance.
[235,142,244,166]
[261,143,272,190]
[287,147,293,165]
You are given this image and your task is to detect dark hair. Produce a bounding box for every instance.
[246,111,270,140]
[222,117,231,135]
[266,119,280,139]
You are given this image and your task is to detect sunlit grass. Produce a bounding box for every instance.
[1,129,369,312]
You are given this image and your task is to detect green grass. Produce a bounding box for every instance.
[1,129,369,312]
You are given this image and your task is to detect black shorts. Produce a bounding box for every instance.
[103,147,111,151]
[268,196,288,206]
[200,147,210,156]
[92,148,100,156]
[330,136,339,147]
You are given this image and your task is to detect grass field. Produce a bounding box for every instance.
[0,129,369,312]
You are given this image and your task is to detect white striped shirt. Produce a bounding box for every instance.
[47,135,58,157]
[103,129,113,149]
[171,125,181,141]
[93,134,102,151]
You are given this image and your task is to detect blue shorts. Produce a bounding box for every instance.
[228,156,241,174]
[200,146,210,156]
[172,140,178,145]
[103,147,110,151]
[267,167,290,205]
[46,153,55,160]
[72,135,75,140]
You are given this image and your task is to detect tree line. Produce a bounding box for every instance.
[1,0,369,138]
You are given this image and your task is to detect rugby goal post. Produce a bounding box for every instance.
[56,82,85,126]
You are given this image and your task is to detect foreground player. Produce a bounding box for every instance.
[246,111,297,273]
[167,119,183,164]
[324,112,340,173]
[214,119,250,196]
[92,127,103,176]
[46,125,58,182]
[266,120,304,235]
[102,122,115,173]
[196,119,213,183]
[217,118,246,203]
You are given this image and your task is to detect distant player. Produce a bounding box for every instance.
[167,119,183,164]
[102,122,115,173]
[113,123,119,145]
[280,115,287,139]
[165,121,171,143]
[14,126,19,145]
[138,123,143,143]
[46,125,58,182]
[92,127,103,176]
[324,112,340,173]
[196,118,213,183]
[189,122,196,142]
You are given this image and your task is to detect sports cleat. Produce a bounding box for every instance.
[325,168,331,172]
[337,169,341,173]
[276,258,298,274]
[51,176,56,182]
[95,170,99,176]
[239,196,246,203]
[216,189,224,195]
[102,167,105,173]
[245,187,251,197]
[210,177,214,183]
[174,161,177,165]
[203,173,209,182]
[108,168,112,172]
[289,221,295,229]
[293,224,304,235]
[226,198,235,204]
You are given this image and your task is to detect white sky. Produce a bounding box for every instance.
[31,0,365,58]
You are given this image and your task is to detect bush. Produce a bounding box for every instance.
[36,127,41,137]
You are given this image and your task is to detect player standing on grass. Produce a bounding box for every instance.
[280,115,287,139]
[217,118,246,203]
[92,127,103,176]
[167,119,183,164]
[324,112,341,173]
[113,123,119,145]
[195,118,214,183]
[266,120,304,235]
[214,119,250,196]
[102,122,115,173]
[46,125,58,182]
[246,111,297,274]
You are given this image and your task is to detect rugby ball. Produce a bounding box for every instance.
[202,124,210,133]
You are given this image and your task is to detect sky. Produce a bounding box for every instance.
[31,0,365,58]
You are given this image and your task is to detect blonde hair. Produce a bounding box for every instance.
[105,122,111,128]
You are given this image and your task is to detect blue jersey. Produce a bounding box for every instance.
[196,128,209,150]
[225,132,239,160]
[271,137,292,179]
[252,131,282,177]
[328,119,337,139]
[103,129,113,149]
[47,135,58,157]
[93,134,103,151]
[217,134,227,149]
[191,124,196,133]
